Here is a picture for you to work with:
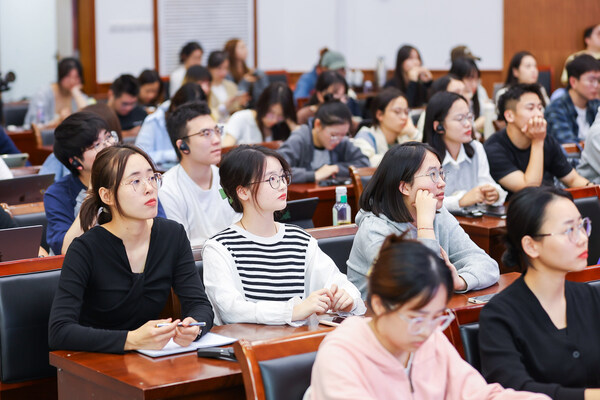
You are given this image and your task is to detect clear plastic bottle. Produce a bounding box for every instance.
[332,186,352,226]
[35,101,45,125]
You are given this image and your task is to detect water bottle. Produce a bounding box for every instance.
[35,101,45,125]
[332,186,352,226]
[375,57,386,89]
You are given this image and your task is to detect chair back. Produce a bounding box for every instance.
[233,329,331,400]
[537,65,553,94]
[566,186,600,265]
[308,224,357,274]
[349,166,376,212]
[265,70,289,85]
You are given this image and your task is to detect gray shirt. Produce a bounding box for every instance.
[346,208,499,299]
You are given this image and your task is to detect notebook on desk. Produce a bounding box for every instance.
[0,174,54,205]
[0,225,43,262]
[275,197,319,229]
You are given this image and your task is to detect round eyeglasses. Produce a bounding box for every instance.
[395,309,455,335]
[533,217,592,243]
[251,173,292,189]
[182,125,223,140]
[120,172,163,192]
[87,131,118,153]
[413,169,447,184]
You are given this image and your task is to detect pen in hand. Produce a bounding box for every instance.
[155,322,206,328]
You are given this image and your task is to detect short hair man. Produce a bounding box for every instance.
[560,24,600,85]
[545,54,600,144]
[484,84,590,195]
[107,74,148,137]
[293,50,347,101]
[159,101,239,247]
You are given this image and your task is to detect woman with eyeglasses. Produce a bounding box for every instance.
[347,142,499,299]
[309,235,548,400]
[353,88,413,167]
[479,186,600,399]
[202,145,365,325]
[278,101,369,184]
[49,144,214,353]
[222,82,298,146]
[424,91,506,212]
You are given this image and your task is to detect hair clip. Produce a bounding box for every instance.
[219,188,233,204]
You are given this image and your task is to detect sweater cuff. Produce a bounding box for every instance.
[456,271,478,293]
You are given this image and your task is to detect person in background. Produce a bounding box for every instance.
[182,65,213,101]
[0,126,22,155]
[293,47,329,102]
[385,45,432,108]
[424,91,506,212]
[25,57,89,129]
[135,83,207,166]
[224,38,270,108]
[450,57,489,134]
[202,145,365,325]
[160,101,239,247]
[346,142,499,299]
[479,186,600,399]
[207,51,249,123]
[545,54,600,144]
[223,82,297,146]
[353,88,413,166]
[278,101,369,183]
[48,144,214,353]
[169,41,203,97]
[496,51,550,105]
[309,235,549,400]
[137,69,164,111]
[107,74,148,138]
[484,84,590,195]
[560,24,600,86]
[577,106,600,183]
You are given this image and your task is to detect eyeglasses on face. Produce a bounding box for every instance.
[251,173,292,189]
[182,125,223,140]
[452,112,474,126]
[414,169,447,183]
[533,217,592,243]
[121,172,163,192]
[395,309,455,335]
[86,131,118,153]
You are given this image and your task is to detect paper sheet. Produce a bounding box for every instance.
[136,332,237,357]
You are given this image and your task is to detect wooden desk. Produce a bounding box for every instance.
[5,128,52,165]
[50,324,329,400]
[10,165,41,177]
[448,272,519,312]
[455,215,509,273]
[288,183,356,228]
[7,201,45,216]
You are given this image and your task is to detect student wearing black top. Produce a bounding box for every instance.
[385,45,432,108]
[108,74,148,138]
[479,186,600,400]
[484,84,589,195]
[49,144,213,353]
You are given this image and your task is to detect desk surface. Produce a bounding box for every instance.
[448,272,519,311]
[50,324,329,400]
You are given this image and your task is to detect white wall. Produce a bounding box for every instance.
[0,0,57,102]
[95,0,154,83]
[258,0,503,72]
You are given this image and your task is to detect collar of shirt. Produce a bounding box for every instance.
[442,144,471,168]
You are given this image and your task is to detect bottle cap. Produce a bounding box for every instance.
[335,186,347,195]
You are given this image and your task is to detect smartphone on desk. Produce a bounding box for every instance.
[318,314,348,327]
[467,293,497,304]
[318,178,351,187]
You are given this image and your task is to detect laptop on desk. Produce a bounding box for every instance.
[0,174,54,205]
[1,153,29,168]
[275,197,319,229]
[0,225,43,262]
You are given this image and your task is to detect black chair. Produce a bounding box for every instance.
[537,67,552,97]
[459,323,481,371]
[259,352,317,400]
[0,270,60,382]
[317,234,355,274]
[2,102,28,127]
[195,260,203,283]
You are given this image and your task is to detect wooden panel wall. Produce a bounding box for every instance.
[504,0,600,91]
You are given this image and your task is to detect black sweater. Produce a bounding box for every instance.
[48,218,214,353]
[479,276,600,399]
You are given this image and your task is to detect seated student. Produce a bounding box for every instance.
[107,74,148,138]
[450,57,489,134]
[224,38,270,108]
[0,126,22,155]
[223,82,298,146]
[353,88,412,167]
[577,107,600,183]
[159,101,240,247]
[207,50,248,123]
[202,145,365,325]
[44,111,166,255]
[135,83,207,166]
[424,91,506,212]
[496,51,550,105]
[484,84,590,196]
[169,41,203,97]
[48,144,214,353]
[309,235,549,400]
[277,101,369,183]
[545,54,600,144]
[293,47,329,102]
[296,71,360,126]
[24,57,89,129]
[560,24,600,86]
[385,45,432,108]
[346,142,499,299]
[182,65,213,102]
[479,186,600,399]
[137,69,164,111]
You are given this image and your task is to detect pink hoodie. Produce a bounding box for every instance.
[310,316,550,400]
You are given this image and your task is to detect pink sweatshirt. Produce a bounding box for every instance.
[310,316,550,400]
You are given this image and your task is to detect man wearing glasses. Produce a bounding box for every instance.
[44,112,165,255]
[160,101,240,247]
[545,54,600,145]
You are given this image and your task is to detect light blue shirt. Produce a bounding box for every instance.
[134,107,177,165]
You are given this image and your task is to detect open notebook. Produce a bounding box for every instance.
[136,332,236,357]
